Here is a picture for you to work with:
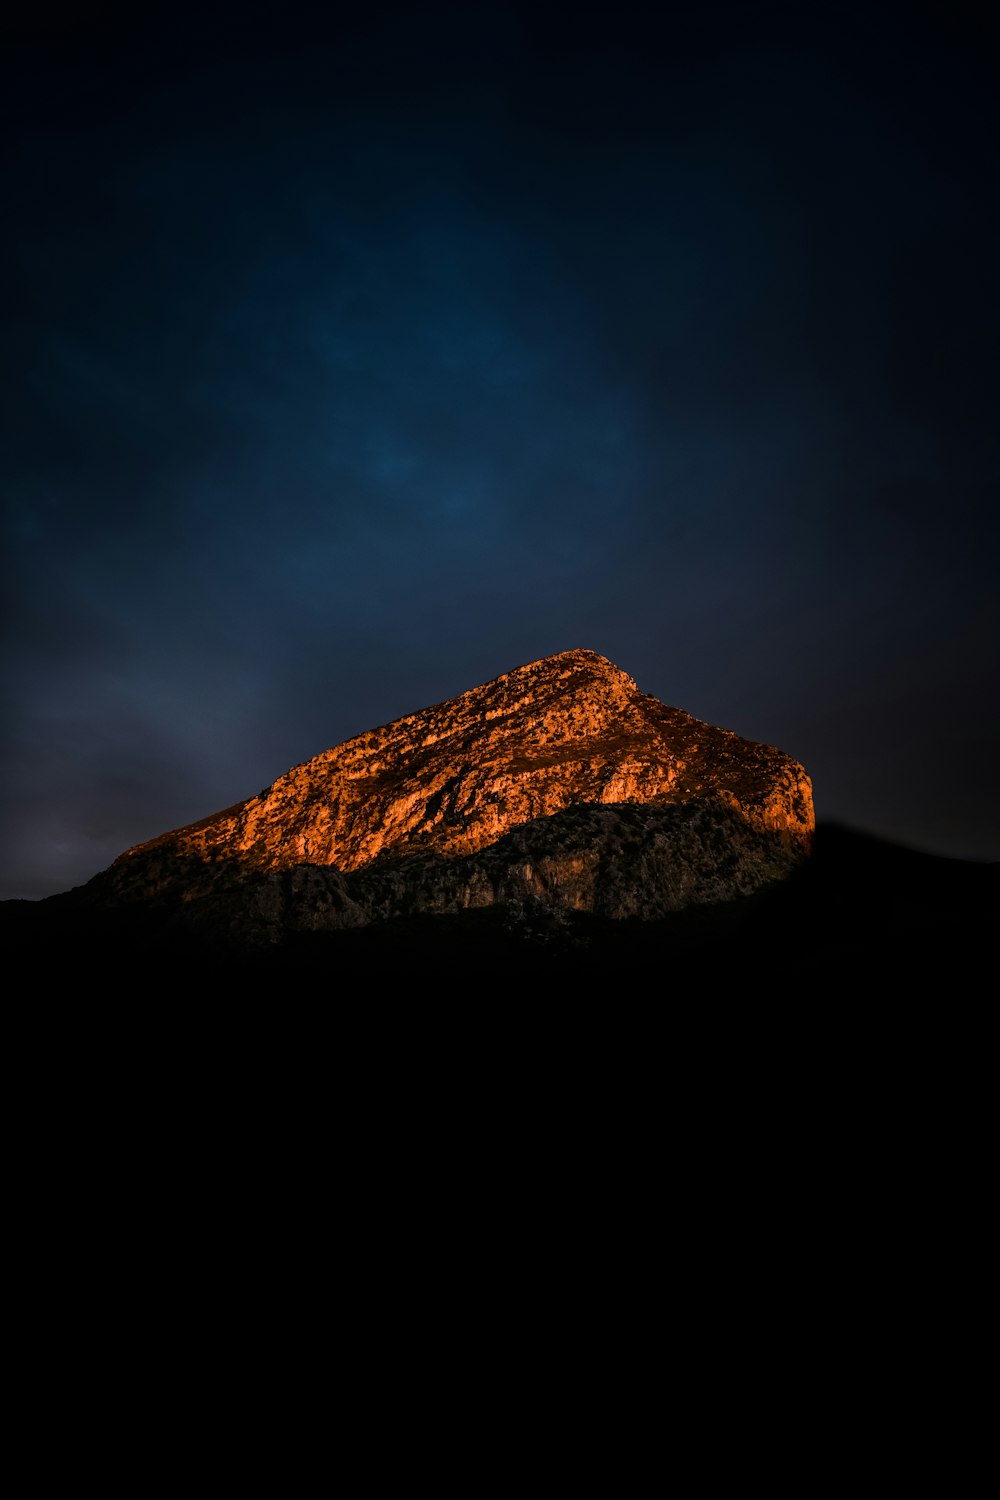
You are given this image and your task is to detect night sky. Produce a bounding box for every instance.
[3,1,998,900]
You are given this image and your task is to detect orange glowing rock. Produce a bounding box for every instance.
[108,649,813,918]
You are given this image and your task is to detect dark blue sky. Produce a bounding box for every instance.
[3,1,998,898]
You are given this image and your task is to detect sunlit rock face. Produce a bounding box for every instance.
[100,649,813,928]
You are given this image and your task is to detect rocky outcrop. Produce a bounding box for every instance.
[94,648,813,937]
[103,648,815,912]
[137,800,807,950]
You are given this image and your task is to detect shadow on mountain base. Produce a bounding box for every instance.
[2,822,993,988]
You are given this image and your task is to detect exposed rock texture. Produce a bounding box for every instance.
[95,649,813,938]
[143,801,807,950]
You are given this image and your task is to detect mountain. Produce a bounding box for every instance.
[86,648,812,935]
[114,648,813,880]
[5,648,992,980]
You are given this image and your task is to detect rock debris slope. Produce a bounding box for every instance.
[99,649,814,933]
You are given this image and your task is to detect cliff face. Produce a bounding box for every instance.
[96,649,813,935]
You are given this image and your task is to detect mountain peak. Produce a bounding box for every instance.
[503,646,633,679]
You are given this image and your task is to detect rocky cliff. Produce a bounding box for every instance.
[90,649,813,941]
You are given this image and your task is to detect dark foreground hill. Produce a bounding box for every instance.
[3,822,993,986]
